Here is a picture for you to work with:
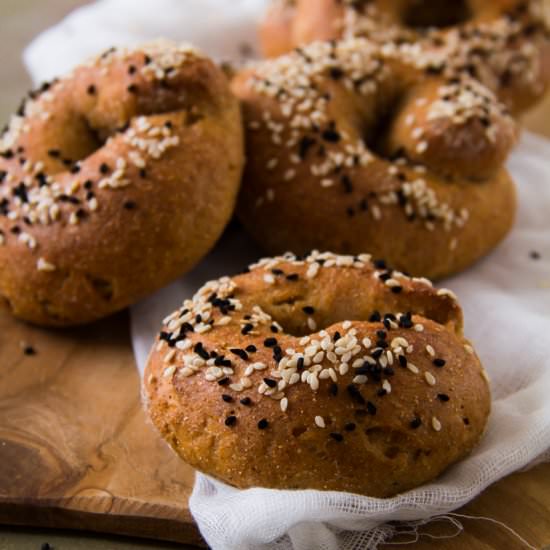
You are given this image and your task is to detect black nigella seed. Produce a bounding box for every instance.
[127,84,138,93]
[297,357,305,371]
[87,84,96,95]
[246,345,257,353]
[194,343,209,360]
[377,389,387,397]
[366,401,377,415]
[270,324,279,333]
[410,417,422,429]
[99,162,110,174]
[225,415,237,427]
[329,433,344,442]
[463,417,470,425]
[391,286,403,294]
[322,129,341,143]
[263,378,277,388]
[218,378,230,386]
[344,422,356,432]
[123,200,137,210]
[302,306,315,314]
[347,384,366,405]
[222,395,233,403]
[369,311,381,322]
[263,337,277,348]
[286,273,299,281]
[437,393,450,402]
[398,355,408,367]
[433,358,446,368]
[230,348,249,361]
[376,330,387,340]
[241,323,254,335]
[258,418,269,430]
[271,268,284,275]
[329,383,338,396]
[24,345,36,356]
[240,397,252,406]
[329,66,344,80]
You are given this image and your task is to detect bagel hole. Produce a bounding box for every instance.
[401,0,471,29]
[362,93,407,162]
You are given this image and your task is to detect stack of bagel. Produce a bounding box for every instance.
[2,1,549,497]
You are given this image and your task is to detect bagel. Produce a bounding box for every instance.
[260,0,550,114]
[232,38,518,280]
[0,41,244,326]
[144,251,491,497]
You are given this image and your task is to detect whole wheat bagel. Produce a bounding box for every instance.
[232,38,518,280]
[0,41,243,326]
[260,0,550,114]
[144,251,490,497]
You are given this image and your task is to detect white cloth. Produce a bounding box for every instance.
[24,3,550,549]
[24,0,269,84]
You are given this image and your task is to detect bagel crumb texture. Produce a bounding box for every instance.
[0,40,244,326]
[232,37,519,280]
[144,252,491,497]
[261,0,550,115]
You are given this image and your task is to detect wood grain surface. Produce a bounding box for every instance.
[0,4,550,548]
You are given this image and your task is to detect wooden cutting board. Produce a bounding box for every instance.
[1,97,550,549]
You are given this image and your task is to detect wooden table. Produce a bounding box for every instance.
[1,1,550,547]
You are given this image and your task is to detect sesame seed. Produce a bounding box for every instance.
[37,258,56,272]
[424,372,437,386]
[432,417,442,432]
[315,416,326,428]
[163,366,176,378]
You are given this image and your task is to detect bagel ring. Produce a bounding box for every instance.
[260,0,550,114]
[232,38,518,280]
[0,41,243,326]
[144,251,491,497]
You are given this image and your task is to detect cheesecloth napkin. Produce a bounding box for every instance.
[24,2,550,548]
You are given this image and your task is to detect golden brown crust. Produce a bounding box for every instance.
[260,0,550,114]
[0,42,244,326]
[232,39,517,280]
[144,252,491,498]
